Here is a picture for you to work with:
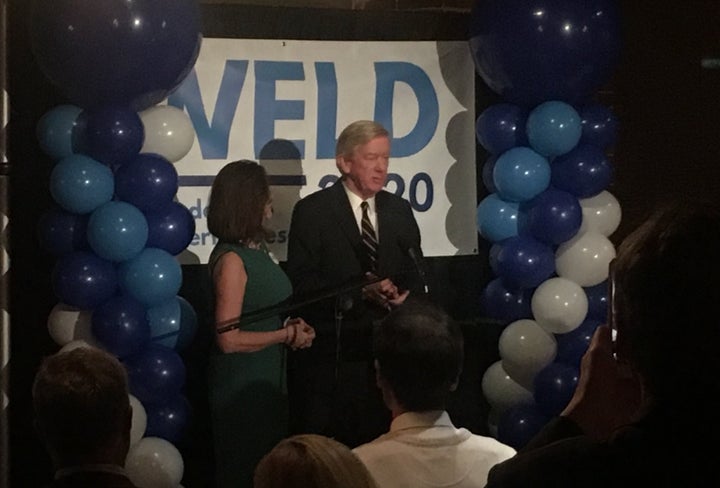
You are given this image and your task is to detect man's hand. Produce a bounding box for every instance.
[362,274,409,309]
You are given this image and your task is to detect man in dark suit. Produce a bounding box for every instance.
[33,347,139,488]
[285,120,423,447]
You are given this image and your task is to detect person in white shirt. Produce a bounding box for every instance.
[353,300,516,488]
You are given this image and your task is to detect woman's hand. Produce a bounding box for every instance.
[284,318,316,350]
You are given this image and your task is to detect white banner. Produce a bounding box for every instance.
[169,38,477,264]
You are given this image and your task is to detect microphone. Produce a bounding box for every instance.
[400,238,429,295]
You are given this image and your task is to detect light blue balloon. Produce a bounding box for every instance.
[147,297,182,348]
[87,201,149,262]
[36,104,83,160]
[477,193,520,243]
[526,101,582,157]
[120,247,182,307]
[50,154,114,214]
[493,147,551,202]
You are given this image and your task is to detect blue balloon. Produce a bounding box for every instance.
[115,154,179,212]
[533,362,580,416]
[145,394,191,444]
[481,155,498,193]
[145,202,196,256]
[497,403,550,450]
[83,106,144,166]
[123,344,186,405]
[147,297,182,348]
[476,103,528,154]
[584,281,609,322]
[495,236,555,290]
[92,295,151,358]
[119,248,182,307]
[176,296,198,351]
[481,277,533,322]
[552,144,613,198]
[556,317,602,367]
[49,154,114,214]
[580,104,619,149]
[522,188,582,245]
[87,202,149,262]
[477,194,520,243]
[37,206,89,256]
[36,104,83,160]
[526,101,582,158]
[469,0,622,106]
[493,147,551,202]
[29,0,202,110]
[51,251,118,309]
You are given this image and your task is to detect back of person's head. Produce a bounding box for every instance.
[614,200,720,404]
[336,120,389,159]
[207,159,269,243]
[254,434,378,488]
[32,347,131,467]
[373,299,464,412]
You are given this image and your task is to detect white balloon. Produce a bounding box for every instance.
[481,360,534,414]
[58,340,95,353]
[498,319,557,389]
[129,395,147,446]
[579,190,622,237]
[555,232,616,287]
[532,277,588,334]
[140,105,195,163]
[47,303,96,347]
[126,437,184,488]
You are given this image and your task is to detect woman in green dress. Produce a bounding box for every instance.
[206,160,315,488]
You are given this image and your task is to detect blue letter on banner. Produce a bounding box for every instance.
[315,62,338,159]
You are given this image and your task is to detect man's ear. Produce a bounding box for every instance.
[336,154,351,175]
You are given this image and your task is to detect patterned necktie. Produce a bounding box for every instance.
[361,201,378,272]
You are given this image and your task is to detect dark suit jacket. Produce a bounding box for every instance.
[46,470,139,488]
[285,180,422,357]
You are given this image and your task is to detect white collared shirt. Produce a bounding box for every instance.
[343,181,378,237]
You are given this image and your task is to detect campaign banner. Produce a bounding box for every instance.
[169,38,477,264]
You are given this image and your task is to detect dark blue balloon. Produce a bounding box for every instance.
[482,155,498,193]
[497,403,551,450]
[123,344,186,405]
[29,0,202,110]
[585,281,609,322]
[580,104,619,149]
[533,362,580,416]
[552,144,613,198]
[145,394,191,444]
[495,236,555,289]
[92,295,151,358]
[145,201,196,256]
[115,154,179,212]
[556,317,602,367]
[37,206,89,256]
[176,296,198,351]
[469,0,622,107]
[481,277,533,322]
[522,188,582,245]
[83,106,144,166]
[476,103,528,154]
[51,251,118,309]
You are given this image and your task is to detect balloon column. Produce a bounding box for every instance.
[470,0,623,449]
[31,1,201,486]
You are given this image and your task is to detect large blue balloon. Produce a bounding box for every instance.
[49,154,114,214]
[123,344,186,405]
[481,155,498,193]
[37,206,89,256]
[493,147,551,203]
[119,248,182,307]
[83,106,144,166]
[522,188,582,245]
[476,103,528,155]
[552,144,613,198]
[91,295,151,358]
[481,277,533,323]
[145,202,196,256]
[495,235,555,289]
[526,101,582,158]
[29,0,202,110]
[115,154,179,212]
[497,403,550,450]
[476,193,520,243]
[556,317,601,367]
[51,251,118,309]
[584,281,609,322]
[145,394,191,444]
[580,104,619,149]
[469,0,622,107]
[176,296,199,351]
[36,104,83,160]
[87,202,149,262]
[533,362,580,416]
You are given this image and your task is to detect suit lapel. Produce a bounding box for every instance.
[330,180,363,247]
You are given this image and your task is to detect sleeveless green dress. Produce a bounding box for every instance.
[207,242,292,488]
